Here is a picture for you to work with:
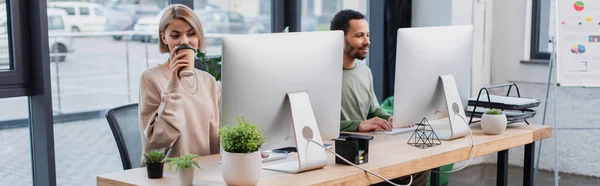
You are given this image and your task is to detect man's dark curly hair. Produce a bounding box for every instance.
[330,9,365,35]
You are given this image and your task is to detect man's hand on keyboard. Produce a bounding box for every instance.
[358,117,392,132]
[386,116,415,128]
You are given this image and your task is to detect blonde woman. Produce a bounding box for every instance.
[138,4,220,163]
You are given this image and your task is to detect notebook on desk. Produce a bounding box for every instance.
[468,95,541,110]
[466,107,537,121]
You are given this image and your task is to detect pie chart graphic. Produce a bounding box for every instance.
[571,44,586,54]
[574,1,585,11]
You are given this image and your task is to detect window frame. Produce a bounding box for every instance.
[530,0,551,60]
[272,0,300,32]
[0,0,32,98]
[0,1,57,186]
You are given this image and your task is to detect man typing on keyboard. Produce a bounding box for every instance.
[332,10,413,133]
[331,9,428,186]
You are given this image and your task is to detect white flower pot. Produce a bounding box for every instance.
[481,113,507,135]
[177,167,195,186]
[222,151,262,186]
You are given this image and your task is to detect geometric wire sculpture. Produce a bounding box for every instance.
[407,117,442,149]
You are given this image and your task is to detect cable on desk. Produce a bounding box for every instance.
[306,138,413,186]
[432,113,476,174]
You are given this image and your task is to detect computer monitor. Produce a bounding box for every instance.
[221,31,344,173]
[392,25,473,140]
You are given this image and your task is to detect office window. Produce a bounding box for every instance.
[0,97,33,185]
[193,0,272,56]
[43,0,272,185]
[229,12,244,23]
[0,1,9,70]
[0,0,33,96]
[259,0,269,15]
[48,1,161,185]
[531,0,553,60]
[301,0,368,32]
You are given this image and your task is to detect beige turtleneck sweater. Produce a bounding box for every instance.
[138,64,220,165]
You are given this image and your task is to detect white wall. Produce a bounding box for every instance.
[412,0,474,26]
[491,0,549,84]
[490,0,600,177]
[412,0,493,96]
[451,0,474,25]
[470,0,493,97]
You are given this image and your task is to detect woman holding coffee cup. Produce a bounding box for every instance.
[138,4,220,163]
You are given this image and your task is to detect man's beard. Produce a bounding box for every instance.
[345,43,368,60]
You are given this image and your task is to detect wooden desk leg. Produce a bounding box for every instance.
[497,149,508,186]
[430,167,440,186]
[524,143,535,186]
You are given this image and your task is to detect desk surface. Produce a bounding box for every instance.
[97,123,552,186]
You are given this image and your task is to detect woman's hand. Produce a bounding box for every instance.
[168,46,191,83]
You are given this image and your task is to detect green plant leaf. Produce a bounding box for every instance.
[196,52,222,81]
[219,115,267,153]
[144,149,166,163]
[164,152,201,172]
[191,161,202,170]
[196,50,207,58]
[486,109,503,115]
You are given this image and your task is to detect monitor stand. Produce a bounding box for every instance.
[262,91,328,173]
[433,75,470,141]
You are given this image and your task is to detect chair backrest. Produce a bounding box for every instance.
[105,103,141,170]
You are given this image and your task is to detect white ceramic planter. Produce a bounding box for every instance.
[481,113,507,135]
[177,167,194,186]
[222,151,262,186]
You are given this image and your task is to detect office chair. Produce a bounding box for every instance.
[105,103,141,170]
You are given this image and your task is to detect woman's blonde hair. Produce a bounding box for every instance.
[158,4,205,53]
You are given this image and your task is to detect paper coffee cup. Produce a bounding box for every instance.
[176,44,196,77]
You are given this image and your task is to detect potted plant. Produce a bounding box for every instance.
[165,151,201,186]
[481,109,507,135]
[219,116,266,186]
[196,50,222,81]
[144,150,165,179]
